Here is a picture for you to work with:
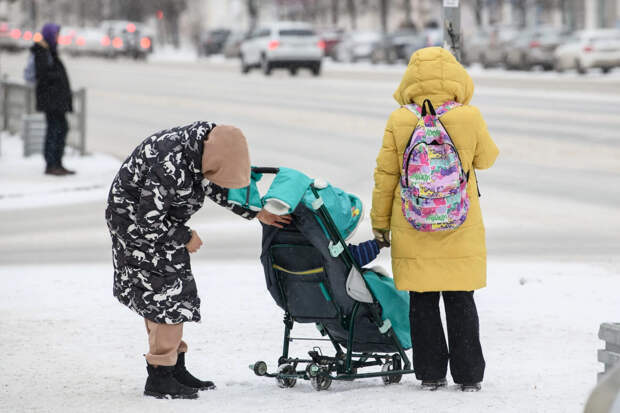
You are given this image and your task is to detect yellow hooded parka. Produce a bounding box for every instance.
[371,47,499,292]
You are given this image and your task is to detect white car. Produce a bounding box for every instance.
[240,22,323,76]
[554,29,620,74]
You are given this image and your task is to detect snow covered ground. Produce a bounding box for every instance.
[1,51,619,412]
[0,260,618,413]
[0,134,120,210]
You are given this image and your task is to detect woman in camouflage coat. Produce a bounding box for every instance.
[106,121,289,399]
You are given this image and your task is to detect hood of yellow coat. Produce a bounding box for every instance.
[393,47,474,107]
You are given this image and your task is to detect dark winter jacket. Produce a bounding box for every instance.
[105,121,257,324]
[31,42,73,113]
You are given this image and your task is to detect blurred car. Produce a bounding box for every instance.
[462,29,489,66]
[199,28,231,56]
[222,31,246,58]
[505,26,571,70]
[319,28,344,60]
[464,26,518,68]
[0,22,31,52]
[240,22,323,76]
[554,29,620,74]
[100,20,154,59]
[401,27,447,62]
[333,31,381,63]
[61,27,108,57]
[370,29,424,64]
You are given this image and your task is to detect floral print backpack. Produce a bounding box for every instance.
[400,99,469,232]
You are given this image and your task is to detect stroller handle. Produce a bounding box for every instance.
[252,167,280,175]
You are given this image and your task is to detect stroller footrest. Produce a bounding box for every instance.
[378,319,392,334]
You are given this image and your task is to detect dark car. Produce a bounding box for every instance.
[319,28,344,60]
[100,20,154,59]
[505,26,571,70]
[199,29,231,56]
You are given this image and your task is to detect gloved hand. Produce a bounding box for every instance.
[373,228,391,249]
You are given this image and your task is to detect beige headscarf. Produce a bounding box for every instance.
[201,125,251,189]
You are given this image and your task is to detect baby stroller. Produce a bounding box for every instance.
[230,167,415,391]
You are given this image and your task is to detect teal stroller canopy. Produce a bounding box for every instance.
[229,167,364,241]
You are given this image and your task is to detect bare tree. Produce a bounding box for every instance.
[379,0,389,33]
[346,0,357,29]
[331,0,339,25]
[247,0,259,32]
[402,0,415,28]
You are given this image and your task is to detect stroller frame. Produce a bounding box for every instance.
[250,168,415,391]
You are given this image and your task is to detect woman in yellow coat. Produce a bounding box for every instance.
[371,47,499,392]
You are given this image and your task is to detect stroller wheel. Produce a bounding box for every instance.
[310,372,332,391]
[252,361,268,376]
[381,359,403,385]
[276,364,297,388]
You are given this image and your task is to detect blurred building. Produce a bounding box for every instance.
[0,0,618,37]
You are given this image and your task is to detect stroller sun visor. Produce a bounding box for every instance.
[231,167,364,242]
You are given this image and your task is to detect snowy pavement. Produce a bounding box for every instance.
[1,51,619,412]
[1,260,618,413]
[0,134,120,211]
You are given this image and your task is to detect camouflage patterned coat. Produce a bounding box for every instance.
[105,121,256,324]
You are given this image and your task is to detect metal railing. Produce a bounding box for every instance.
[0,78,87,156]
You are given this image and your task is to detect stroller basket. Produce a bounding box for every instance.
[245,167,415,391]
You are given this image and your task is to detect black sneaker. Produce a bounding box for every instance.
[144,363,199,399]
[460,382,482,392]
[174,352,216,391]
[421,378,447,391]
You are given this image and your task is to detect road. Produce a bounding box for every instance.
[1,52,619,266]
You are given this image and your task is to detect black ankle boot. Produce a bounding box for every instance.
[144,363,199,399]
[421,378,448,391]
[174,352,216,391]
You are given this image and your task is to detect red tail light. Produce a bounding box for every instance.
[76,37,86,46]
[58,35,72,46]
[140,37,151,49]
[112,36,123,49]
[23,31,32,41]
[268,40,280,50]
[126,23,136,33]
[318,39,326,50]
[529,40,540,48]
[101,35,111,47]
[10,28,21,39]
[583,45,593,53]
[33,32,42,42]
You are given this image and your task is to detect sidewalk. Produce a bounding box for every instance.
[0,133,120,211]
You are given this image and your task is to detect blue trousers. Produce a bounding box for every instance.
[44,112,69,169]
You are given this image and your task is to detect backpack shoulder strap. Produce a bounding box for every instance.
[402,103,422,119]
[436,101,461,117]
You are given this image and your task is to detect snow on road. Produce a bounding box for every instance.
[0,259,617,413]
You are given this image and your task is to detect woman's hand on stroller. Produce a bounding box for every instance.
[257,209,292,229]
[373,228,391,248]
[186,230,203,253]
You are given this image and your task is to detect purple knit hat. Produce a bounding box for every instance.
[41,23,60,49]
